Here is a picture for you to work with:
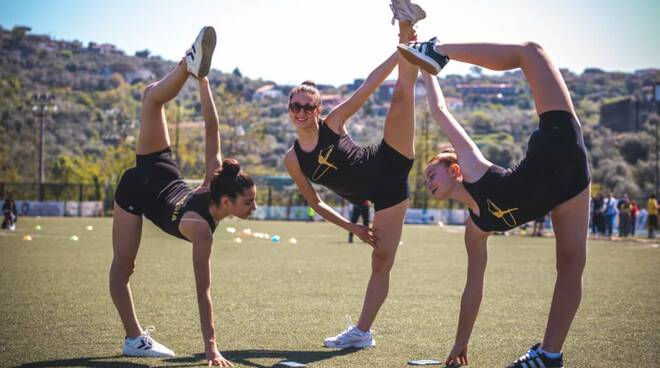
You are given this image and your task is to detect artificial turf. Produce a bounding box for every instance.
[0,217,658,367]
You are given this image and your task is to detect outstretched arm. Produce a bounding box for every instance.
[199,77,222,188]
[284,149,378,247]
[325,52,398,134]
[445,219,489,367]
[179,215,233,367]
[421,72,491,182]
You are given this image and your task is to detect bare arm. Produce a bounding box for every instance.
[179,214,232,367]
[284,149,377,247]
[325,52,398,134]
[421,72,491,182]
[199,77,222,188]
[445,218,490,366]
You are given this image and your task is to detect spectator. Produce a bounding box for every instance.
[630,200,638,236]
[307,206,315,222]
[618,194,631,237]
[2,191,17,231]
[348,201,371,243]
[648,194,658,239]
[591,193,605,236]
[532,214,547,237]
[604,192,618,239]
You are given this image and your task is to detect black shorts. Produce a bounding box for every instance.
[114,148,182,216]
[526,110,591,204]
[649,214,658,229]
[369,140,414,212]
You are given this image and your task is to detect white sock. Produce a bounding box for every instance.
[540,349,562,359]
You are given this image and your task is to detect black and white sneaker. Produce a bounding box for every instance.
[397,37,449,75]
[506,343,564,368]
[122,326,175,358]
[185,26,217,78]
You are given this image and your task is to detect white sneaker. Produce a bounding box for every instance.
[185,26,217,78]
[9,224,16,231]
[122,326,176,358]
[323,316,375,349]
[390,0,426,25]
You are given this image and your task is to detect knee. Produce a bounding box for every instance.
[371,250,395,274]
[391,82,415,104]
[110,259,135,282]
[556,250,586,276]
[521,41,545,58]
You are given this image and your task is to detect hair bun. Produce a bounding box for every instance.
[441,146,456,154]
[301,80,316,87]
[222,158,240,177]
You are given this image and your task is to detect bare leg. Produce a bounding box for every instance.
[544,185,590,352]
[109,203,144,338]
[356,199,408,331]
[437,42,575,115]
[382,21,419,160]
[137,59,190,155]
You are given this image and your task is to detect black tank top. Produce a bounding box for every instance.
[144,182,217,241]
[293,121,379,204]
[463,163,560,232]
[463,111,590,232]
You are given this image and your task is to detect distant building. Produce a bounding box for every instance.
[457,83,517,105]
[378,80,397,101]
[445,97,464,110]
[600,95,655,132]
[253,84,284,101]
[346,78,365,93]
[125,68,155,84]
[321,94,343,110]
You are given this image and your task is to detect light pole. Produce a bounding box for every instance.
[32,94,57,201]
[175,100,181,168]
[655,82,659,196]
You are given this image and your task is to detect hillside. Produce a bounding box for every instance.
[1,25,658,203]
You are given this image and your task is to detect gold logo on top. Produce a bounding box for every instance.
[312,145,338,181]
[486,198,519,228]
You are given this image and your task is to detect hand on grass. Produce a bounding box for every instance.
[206,347,233,367]
[445,343,468,366]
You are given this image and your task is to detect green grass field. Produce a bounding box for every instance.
[1,217,658,368]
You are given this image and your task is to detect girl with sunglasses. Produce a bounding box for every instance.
[111,27,256,367]
[283,0,426,350]
[399,37,590,368]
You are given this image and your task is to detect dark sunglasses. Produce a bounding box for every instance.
[289,102,318,114]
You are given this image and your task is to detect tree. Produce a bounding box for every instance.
[232,67,242,78]
[135,49,150,58]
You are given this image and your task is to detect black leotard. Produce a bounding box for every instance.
[464,110,590,232]
[115,148,217,241]
[293,121,414,212]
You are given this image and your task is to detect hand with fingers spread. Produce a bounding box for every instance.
[445,343,468,366]
[349,223,379,248]
[206,346,233,367]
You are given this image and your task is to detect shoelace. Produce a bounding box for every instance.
[142,325,156,346]
[514,348,539,363]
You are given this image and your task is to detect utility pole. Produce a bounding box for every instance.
[175,100,181,168]
[32,94,57,201]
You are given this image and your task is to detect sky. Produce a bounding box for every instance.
[2,0,659,86]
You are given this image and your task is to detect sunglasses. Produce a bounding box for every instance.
[289,102,318,114]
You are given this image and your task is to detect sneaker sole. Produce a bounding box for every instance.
[123,349,175,358]
[197,26,217,78]
[391,1,427,24]
[397,44,441,75]
[323,339,376,349]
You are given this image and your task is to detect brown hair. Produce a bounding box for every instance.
[289,80,321,106]
[210,158,255,205]
[428,147,459,167]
